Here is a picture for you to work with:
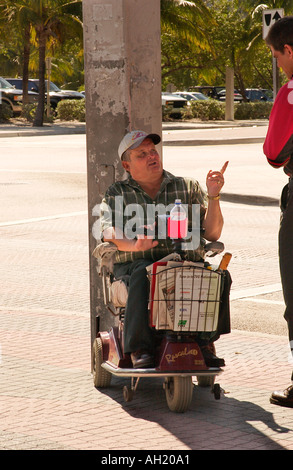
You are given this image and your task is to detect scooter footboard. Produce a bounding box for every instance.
[101,362,222,378]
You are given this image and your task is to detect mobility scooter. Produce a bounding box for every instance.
[91,237,231,413]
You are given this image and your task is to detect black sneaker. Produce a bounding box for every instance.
[270,385,293,408]
[200,344,225,368]
[130,351,154,369]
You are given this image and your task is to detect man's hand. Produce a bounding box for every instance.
[206,161,229,197]
[203,161,228,241]
[134,235,158,251]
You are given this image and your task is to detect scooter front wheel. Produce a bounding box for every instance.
[92,337,112,388]
[164,376,194,413]
[196,375,215,388]
[123,386,134,402]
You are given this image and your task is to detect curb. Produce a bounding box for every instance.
[0,119,268,140]
[163,137,265,146]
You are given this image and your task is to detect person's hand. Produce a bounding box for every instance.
[134,223,158,251]
[134,235,158,251]
[206,161,229,197]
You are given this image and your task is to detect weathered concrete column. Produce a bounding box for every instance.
[82,0,162,347]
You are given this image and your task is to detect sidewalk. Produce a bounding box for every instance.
[0,120,86,138]
[1,213,292,451]
[1,119,293,452]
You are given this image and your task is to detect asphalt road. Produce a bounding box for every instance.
[0,132,288,337]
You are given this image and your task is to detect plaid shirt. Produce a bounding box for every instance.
[100,170,207,263]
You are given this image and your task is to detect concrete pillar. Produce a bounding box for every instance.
[225,67,234,121]
[82,0,162,346]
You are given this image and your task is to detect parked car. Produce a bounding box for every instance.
[55,83,85,99]
[217,89,244,102]
[162,92,187,117]
[5,78,84,109]
[245,88,273,102]
[189,86,225,100]
[0,76,38,114]
[173,91,209,102]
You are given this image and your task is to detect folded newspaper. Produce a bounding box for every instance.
[147,261,221,332]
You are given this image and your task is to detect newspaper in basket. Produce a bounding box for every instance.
[148,262,222,332]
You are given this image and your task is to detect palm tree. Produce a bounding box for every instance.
[0,0,83,126]
[236,0,293,91]
[161,0,213,48]
[187,0,277,97]
[31,0,83,126]
[161,0,215,87]
[0,2,31,98]
[241,0,293,15]
[161,0,212,42]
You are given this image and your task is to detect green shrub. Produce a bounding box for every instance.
[234,101,273,120]
[181,99,273,121]
[162,105,180,121]
[0,102,13,122]
[21,103,37,122]
[21,103,54,122]
[56,99,85,121]
[182,100,225,121]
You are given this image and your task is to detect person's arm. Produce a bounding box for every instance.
[103,226,158,252]
[203,197,224,241]
[264,82,293,168]
[202,162,228,241]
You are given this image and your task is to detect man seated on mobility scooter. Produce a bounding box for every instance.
[100,130,232,369]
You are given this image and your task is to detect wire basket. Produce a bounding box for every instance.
[148,263,222,332]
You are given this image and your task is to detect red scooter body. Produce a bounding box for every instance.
[98,323,211,373]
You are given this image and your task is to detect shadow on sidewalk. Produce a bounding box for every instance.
[221,193,279,206]
[96,376,289,450]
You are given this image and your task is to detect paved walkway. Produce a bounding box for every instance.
[1,119,293,453]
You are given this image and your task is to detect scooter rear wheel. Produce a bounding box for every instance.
[164,376,194,413]
[92,337,112,388]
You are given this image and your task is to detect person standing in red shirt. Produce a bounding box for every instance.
[263,16,293,408]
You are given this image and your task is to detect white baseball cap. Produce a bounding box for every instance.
[118,130,161,159]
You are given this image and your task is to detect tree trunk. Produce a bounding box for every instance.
[22,24,31,106]
[33,29,46,127]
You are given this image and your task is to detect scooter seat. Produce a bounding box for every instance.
[93,241,129,310]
